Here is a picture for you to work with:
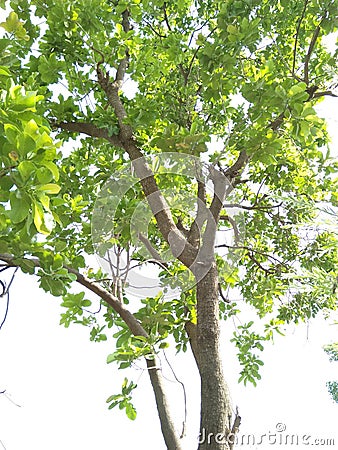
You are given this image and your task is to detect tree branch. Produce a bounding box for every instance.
[146,357,184,449]
[0,253,183,449]
[0,165,17,178]
[224,150,249,180]
[163,2,172,31]
[91,12,198,268]
[0,253,147,337]
[55,121,122,147]
[219,215,240,245]
[312,90,338,98]
[292,0,310,78]
[304,23,321,85]
[229,407,241,450]
[214,245,288,268]
[138,232,167,264]
[222,201,283,212]
[184,319,200,367]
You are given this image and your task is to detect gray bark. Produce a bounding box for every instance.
[196,263,233,450]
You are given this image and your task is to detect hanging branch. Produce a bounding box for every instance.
[0,389,22,408]
[0,267,18,331]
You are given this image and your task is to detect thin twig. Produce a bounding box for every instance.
[163,2,172,31]
[0,165,17,178]
[222,201,282,211]
[0,267,18,330]
[218,284,230,303]
[312,90,338,98]
[163,351,187,439]
[186,27,217,82]
[219,215,240,245]
[144,19,166,38]
[215,244,288,267]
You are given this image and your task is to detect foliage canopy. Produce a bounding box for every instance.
[0,0,338,448]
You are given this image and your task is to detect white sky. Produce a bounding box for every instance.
[0,8,338,450]
[0,272,337,450]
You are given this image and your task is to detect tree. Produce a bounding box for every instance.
[0,1,338,449]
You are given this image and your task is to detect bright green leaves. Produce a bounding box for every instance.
[104,294,180,371]
[151,124,209,155]
[62,291,90,309]
[108,334,154,370]
[7,85,44,113]
[17,132,36,155]
[0,79,61,237]
[38,54,65,84]
[0,64,10,79]
[106,378,137,420]
[36,251,77,297]
[0,11,29,41]
[36,183,61,195]
[59,291,104,332]
[231,322,265,387]
[33,200,51,234]
[288,81,308,101]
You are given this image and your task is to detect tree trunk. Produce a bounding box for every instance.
[196,262,233,450]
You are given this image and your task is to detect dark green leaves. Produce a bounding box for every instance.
[8,191,30,223]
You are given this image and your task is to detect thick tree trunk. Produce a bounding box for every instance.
[196,262,233,450]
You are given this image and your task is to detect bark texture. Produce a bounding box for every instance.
[146,358,184,450]
[196,263,233,450]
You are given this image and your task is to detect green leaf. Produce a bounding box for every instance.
[4,123,20,145]
[8,191,30,223]
[0,65,10,77]
[43,161,59,181]
[119,362,131,369]
[40,276,65,296]
[159,342,170,349]
[32,200,53,234]
[107,353,116,364]
[36,167,54,184]
[125,403,137,420]
[36,183,61,194]
[17,133,36,155]
[19,258,36,274]
[18,160,36,182]
[0,11,21,33]
[227,24,238,34]
[24,119,39,137]
[82,299,92,307]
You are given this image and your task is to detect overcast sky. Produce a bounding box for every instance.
[0,271,337,450]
